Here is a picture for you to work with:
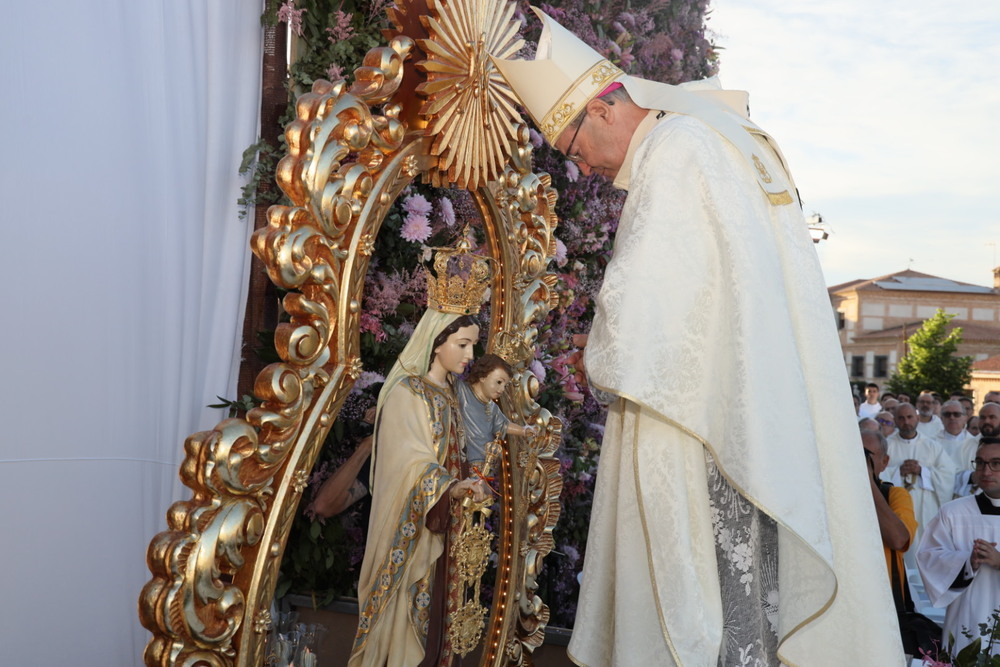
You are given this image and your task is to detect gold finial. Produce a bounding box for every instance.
[424,235,492,315]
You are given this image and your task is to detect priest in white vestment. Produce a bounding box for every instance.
[493,8,904,666]
[886,403,956,566]
[935,400,979,498]
[916,392,945,438]
[917,438,1000,655]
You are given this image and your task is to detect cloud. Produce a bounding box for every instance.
[709,0,1000,284]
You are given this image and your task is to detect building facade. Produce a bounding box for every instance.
[971,355,1000,409]
[829,268,1000,390]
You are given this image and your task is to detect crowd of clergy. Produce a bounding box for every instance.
[857,385,1000,654]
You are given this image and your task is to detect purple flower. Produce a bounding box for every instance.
[529,359,546,383]
[563,545,580,564]
[437,196,456,227]
[554,237,568,266]
[619,47,635,70]
[403,193,433,217]
[529,128,543,148]
[353,371,385,392]
[400,214,431,243]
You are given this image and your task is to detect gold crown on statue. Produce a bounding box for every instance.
[424,236,492,315]
[492,329,528,365]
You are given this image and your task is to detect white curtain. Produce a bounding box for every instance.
[0,1,263,663]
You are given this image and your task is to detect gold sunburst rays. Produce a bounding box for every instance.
[416,0,524,189]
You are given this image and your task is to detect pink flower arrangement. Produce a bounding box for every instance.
[325,62,345,81]
[326,10,355,41]
[277,1,306,37]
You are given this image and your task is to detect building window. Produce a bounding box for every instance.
[851,355,864,377]
[837,311,846,330]
[874,355,888,378]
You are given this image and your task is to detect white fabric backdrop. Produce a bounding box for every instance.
[0,1,263,663]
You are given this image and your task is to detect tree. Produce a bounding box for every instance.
[887,309,973,398]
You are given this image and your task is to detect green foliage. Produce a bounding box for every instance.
[926,608,1000,665]
[277,498,358,605]
[207,394,261,418]
[887,309,973,398]
[284,0,388,96]
[237,138,286,219]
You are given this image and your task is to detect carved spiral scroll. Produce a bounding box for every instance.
[140,1,563,665]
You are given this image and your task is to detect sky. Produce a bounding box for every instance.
[707,0,1000,289]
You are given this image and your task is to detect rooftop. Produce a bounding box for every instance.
[973,355,1000,372]
[829,269,995,296]
[854,320,1000,341]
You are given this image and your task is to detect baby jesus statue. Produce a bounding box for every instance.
[456,353,536,476]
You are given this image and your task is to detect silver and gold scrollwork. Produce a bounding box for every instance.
[140,0,563,664]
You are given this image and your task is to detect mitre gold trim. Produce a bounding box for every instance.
[539,59,623,143]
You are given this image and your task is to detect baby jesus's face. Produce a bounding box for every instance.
[475,367,512,401]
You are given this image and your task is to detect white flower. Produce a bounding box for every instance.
[565,160,580,182]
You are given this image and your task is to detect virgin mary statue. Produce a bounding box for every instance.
[349,245,491,667]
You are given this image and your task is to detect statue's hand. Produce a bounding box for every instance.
[451,477,489,502]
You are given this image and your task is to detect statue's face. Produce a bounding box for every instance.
[477,367,512,401]
[433,324,479,375]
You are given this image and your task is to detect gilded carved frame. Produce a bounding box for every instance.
[139,0,563,664]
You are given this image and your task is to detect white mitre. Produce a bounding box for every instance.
[491,7,798,205]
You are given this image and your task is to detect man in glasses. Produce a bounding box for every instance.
[917,437,1000,656]
[954,404,1000,497]
[935,399,978,497]
[493,8,902,666]
[876,410,897,439]
[916,390,945,438]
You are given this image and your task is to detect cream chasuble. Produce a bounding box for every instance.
[573,114,904,666]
